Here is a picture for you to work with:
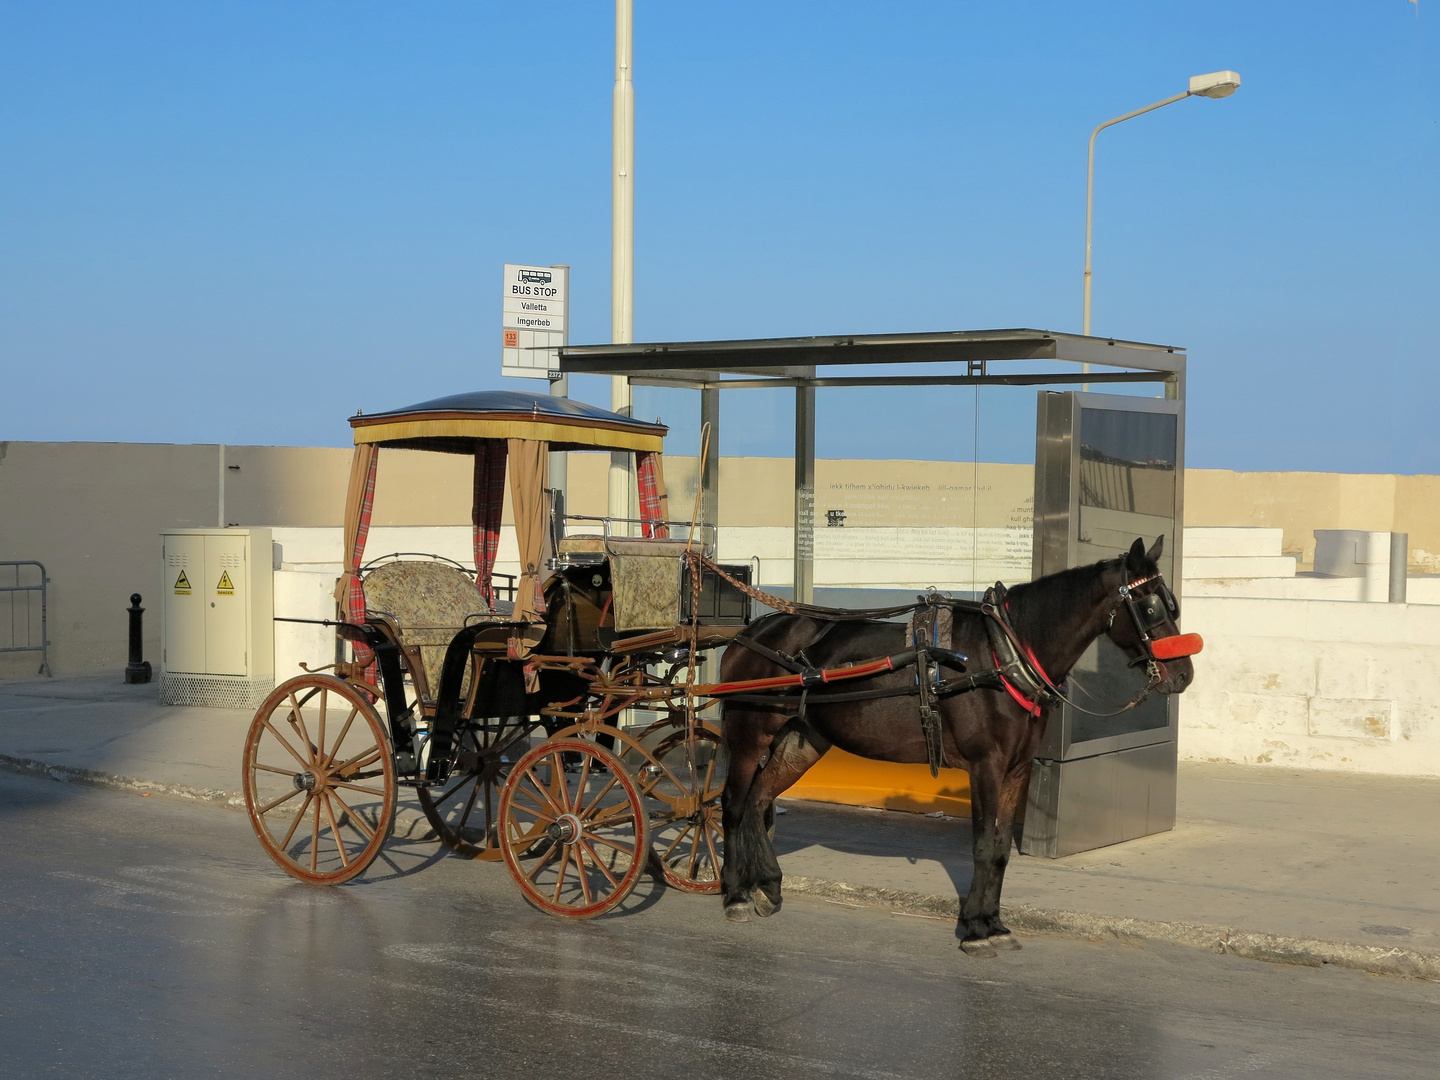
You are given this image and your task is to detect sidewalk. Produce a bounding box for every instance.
[3,673,1438,979]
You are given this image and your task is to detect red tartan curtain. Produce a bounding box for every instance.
[472,440,508,609]
[636,451,669,538]
[332,444,379,664]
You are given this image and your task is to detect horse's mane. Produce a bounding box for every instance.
[1002,548,1157,643]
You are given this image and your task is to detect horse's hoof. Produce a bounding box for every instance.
[752,890,780,918]
[959,938,998,958]
[988,932,1022,951]
[724,902,752,923]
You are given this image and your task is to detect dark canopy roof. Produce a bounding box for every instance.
[350,391,667,454]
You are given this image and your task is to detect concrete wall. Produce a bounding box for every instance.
[1179,597,1440,777]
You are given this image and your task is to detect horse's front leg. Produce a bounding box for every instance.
[958,755,1032,955]
[742,716,830,918]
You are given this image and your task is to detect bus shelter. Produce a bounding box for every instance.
[559,329,1187,857]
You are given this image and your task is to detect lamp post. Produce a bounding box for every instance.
[609,0,636,529]
[1082,71,1241,338]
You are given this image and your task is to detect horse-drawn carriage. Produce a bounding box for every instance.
[243,390,753,916]
[243,387,1203,945]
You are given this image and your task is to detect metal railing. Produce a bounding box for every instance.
[1,561,50,676]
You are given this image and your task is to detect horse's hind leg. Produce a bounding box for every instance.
[743,716,830,917]
[720,712,767,922]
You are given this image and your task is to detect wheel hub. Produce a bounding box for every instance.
[546,814,583,845]
[293,771,319,792]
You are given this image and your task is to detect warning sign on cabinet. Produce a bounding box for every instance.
[216,571,235,595]
[173,571,192,595]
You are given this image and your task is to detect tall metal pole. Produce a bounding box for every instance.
[1082,91,1190,338]
[608,0,636,532]
[548,264,570,504]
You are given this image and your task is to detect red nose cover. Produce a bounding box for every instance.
[1151,633,1203,660]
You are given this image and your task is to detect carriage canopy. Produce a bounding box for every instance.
[336,391,669,631]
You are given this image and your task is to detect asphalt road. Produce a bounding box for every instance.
[1,771,1437,1080]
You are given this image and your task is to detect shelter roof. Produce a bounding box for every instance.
[350,390,667,454]
[558,328,1184,389]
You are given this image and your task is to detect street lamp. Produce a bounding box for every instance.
[1082,71,1241,337]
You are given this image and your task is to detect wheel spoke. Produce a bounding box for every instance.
[256,786,305,816]
[703,820,721,876]
[572,844,595,905]
[580,839,620,888]
[571,753,591,813]
[252,762,300,777]
[508,792,557,825]
[287,692,317,763]
[551,844,572,903]
[456,778,482,830]
[279,793,314,849]
[329,781,387,797]
[310,797,322,872]
[316,689,328,767]
[585,832,637,856]
[431,774,473,808]
[323,707,360,769]
[331,745,383,777]
[262,719,311,771]
[524,839,560,882]
[524,771,566,816]
[660,820,694,861]
[576,774,619,819]
[329,788,375,842]
[321,793,350,869]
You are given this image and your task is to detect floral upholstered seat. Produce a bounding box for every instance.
[363,560,490,705]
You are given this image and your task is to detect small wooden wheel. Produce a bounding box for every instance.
[243,674,396,885]
[643,727,726,893]
[497,739,649,919]
[417,717,533,861]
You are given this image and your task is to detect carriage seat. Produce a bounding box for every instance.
[362,560,490,706]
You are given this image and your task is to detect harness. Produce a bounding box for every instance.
[698,553,1203,777]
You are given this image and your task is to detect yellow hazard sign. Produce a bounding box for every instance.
[173,571,192,595]
[216,570,235,595]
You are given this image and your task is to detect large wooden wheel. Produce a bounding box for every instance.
[643,726,726,893]
[243,674,396,885]
[496,738,649,919]
[417,716,533,861]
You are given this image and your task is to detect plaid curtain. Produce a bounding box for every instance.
[332,444,379,666]
[472,440,508,608]
[636,451,669,539]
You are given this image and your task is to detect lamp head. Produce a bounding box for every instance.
[1188,70,1241,98]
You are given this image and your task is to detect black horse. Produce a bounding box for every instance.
[718,536,1198,954]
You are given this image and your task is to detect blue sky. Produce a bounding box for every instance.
[1,2,1435,472]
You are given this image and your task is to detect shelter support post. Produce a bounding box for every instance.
[548,373,568,502]
[794,385,816,604]
[700,387,720,529]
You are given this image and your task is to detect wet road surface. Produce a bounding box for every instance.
[1,770,1437,1079]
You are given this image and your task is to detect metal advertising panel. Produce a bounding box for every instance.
[502,264,568,379]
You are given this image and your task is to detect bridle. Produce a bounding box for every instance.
[1110,570,1202,668]
[989,561,1202,718]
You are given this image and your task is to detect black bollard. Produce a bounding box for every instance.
[125,593,152,684]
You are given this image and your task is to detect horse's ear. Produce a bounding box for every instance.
[1126,537,1146,571]
[1146,535,1164,563]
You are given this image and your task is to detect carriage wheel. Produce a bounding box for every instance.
[243,674,396,885]
[417,717,532,861]
[497,739,649,919]
[643,727,726,893]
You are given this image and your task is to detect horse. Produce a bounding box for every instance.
[717,536,1199,955]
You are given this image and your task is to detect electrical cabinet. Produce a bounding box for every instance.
[160,528,275,708]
